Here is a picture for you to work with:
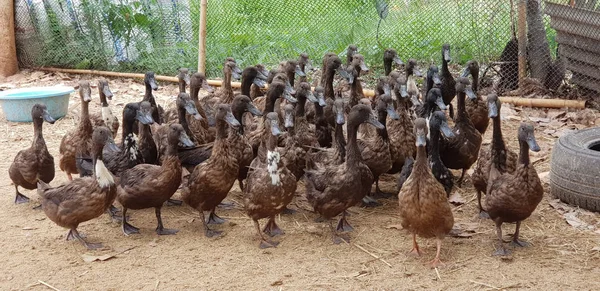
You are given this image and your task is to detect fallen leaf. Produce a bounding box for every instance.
[385,224,403,230]
[564,212,587,229]
[81,253,115,263]
[271,280,283,286]
[538,171,550,184]
[591,246,600,252]
[448,192,465,205]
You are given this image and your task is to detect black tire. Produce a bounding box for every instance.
[550,127,600,212]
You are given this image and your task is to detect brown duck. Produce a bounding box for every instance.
[37,126,118,249]
[440,44,457,118]
[383,48,403,76]
[9,104,55,204]
[90,79,119,137]
[187,72,215,144]
[462,60,489,134]
[485,123,543,256]
[398,118,454,268]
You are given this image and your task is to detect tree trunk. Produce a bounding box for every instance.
[526,0,552,81]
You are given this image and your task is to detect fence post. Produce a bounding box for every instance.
[197,0,207,74]
[517,0,527,88]
[0,0,18,77]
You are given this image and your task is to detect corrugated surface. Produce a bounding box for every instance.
[546,1,600,93]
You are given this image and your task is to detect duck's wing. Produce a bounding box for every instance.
[12,149,38,184]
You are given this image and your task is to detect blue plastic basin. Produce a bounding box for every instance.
[0,86,74,122]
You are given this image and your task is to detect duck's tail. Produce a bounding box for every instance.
[36,179,51,198]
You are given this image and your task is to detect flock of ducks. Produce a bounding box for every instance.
[8,44,544,268]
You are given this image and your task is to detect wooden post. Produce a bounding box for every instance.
[517,0,527,88]
[0,0,18,77]
[197,0,207,74]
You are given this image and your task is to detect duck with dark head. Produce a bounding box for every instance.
[297,53,311,85]
[440,44,457,118]
[250,64,271,99]
[386,70,416,175]
[383,48,404,76]
[177,68,190,93]
[305,104,384,244]
[90,79,118,138]
[423,65,442,98]
[9,104,55,204]
[462,60,489,134]
[346,54,370,110]
[142,72,162,124]
[241,64,268,97]
[187,72,215,144]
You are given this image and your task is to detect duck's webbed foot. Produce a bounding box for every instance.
[15,191,30,204]
[262,217,284,237]
[281,206,297,215]
[107,204,125,222]
[336,212,354,232]
[155,207,179,235]
[200,210,223,238]
[206,209,226,225]
[69,229,103,250]
[121,208,139,235]
[361,195,382,208]
[165,198,183,206]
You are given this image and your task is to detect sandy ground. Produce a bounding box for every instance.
[0,70,599,290]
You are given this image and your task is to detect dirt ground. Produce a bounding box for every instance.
[1,70,600,291]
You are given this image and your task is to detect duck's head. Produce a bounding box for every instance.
[414,118,428,147]
[359,98,372,108]
[78,80,92,102]
[487,93,500,118]
[177,92,202,120]
[384,48,404,66]
[377,93,399,120]
[349,104,384,129]
[191,72,214,93]
[388,71,407,100]
[283,104,295,129]
[456,77,476,100]
[313,86,326,107]
[426,88,446,110]
[144,72,158,91]
[442,44,451,62]
[93,126,118,152]
[168,123,194,148]
[178,68,191,86]
[242,66,267,88]
[215,104,240,128]
[333,96,346,125]
[98,79,113,100]
[298,82,317,103]
[407,59,422,77]
[346,45,358,61]
[461,60,479,78]
[427,65,442,86]
[272,74,297,102]
[266,112,282,136]
[378,76,391,96]
[518,122,540,152]
[255,64,270,81]
[430,111,454,138]
[286,60,305,77]
[232,95,262,117]
[137,101,155,125]
[32,103,55,124]
[325,55,342,73]
[298,53,312,71]
[351,54,369,73]
[225,61,241,80]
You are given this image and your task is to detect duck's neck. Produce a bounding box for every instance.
[442,58,450,75]
[99,89,108,107]
[166,137,180,157]
[265,87,283,114]
[189,83,208,120]
[455,92,468,123]
[299,62,307,83]
[177,106,193,139]
[472,71,479,92]
[80,101,92,132]
[241,73,254,96]
[335,123,346,162]
[92,149,114,189]
[518,140,530,166]
[295,96,306,118]
[314,104,324,123]
[287,70,295,88]
[346,122,361,165]
[384,59,392,76]
[216,118,228,140]
[324,67,336,100]
[491,116,508,171]
[121,114,135,146]
[349,73,363,108]
[414,144,428,171]
[222,69,234,103]
[429,126,441,160]
[232,107,245,135]
[377,112,389,141]
[32,120,44,147]
[178,79,186,93]
[144,82,154,103]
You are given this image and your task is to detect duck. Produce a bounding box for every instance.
[142,71,163,125]
[386,73,416,174]
[322,54,344,128]
[117,124,194,236]
[427,111,456,196]
[375,76,392,99]
[182,104,241,237]
[405,59,423,108]
[297,53,311,85]
[423,65,442,97]
[241,65,269,97]
[253,73,295,113]
[36,126,118,249]
[9,104,55,204]
[345,45,358,67]
[276,104,307,182]
[398,118,454,268]
[283,60,306,88]
[90,79,119,138]
[138,106,158,165]
[439,77,482,186]
[310,97,346,165]
[203,60,242,107]
[383,48,403,76]
[188,72,215,144]
[440,44,457,119]
[462,60,489,134]
[104,101,154,177]
[313,86,333,148]
[359,93,399,203]
[345,54,370,109]
[484,123,543,256]
[163,68,192,123]
[472,93,518,218]
[59,80,93,181]
[284,81,318,148]
[415,87,446,120]
[304,104,384,244]
[244,112,297,248]
[250,64,271,99]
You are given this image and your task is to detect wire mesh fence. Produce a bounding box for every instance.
[12,0,600,95]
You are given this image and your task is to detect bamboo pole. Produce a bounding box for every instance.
[197,0,207,74]
[517,0,527,88]
[36,67,587,109]
[0,0,18,77]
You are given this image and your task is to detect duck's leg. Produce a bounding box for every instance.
[107,204,123,221]
[70,228,102,250]
[428,238,446,268]
[336,211,354,232]
[449,103,454,119]
[206,208,226,225]
[200,210,222,238]
[493,220,510,256]
[510,221,531,247]
[281,206,297,215]
[66,229,86,240]
[155,207,178,235]
[408,233,423,256]
[262,216,284,237]
[456,169,466,187]
[14,185,30,204]
[476,190,490,219]
[254,219,278,248]
[362,195,382,208]
[237,178,244,191]
[166,198,183,206]
[329,220,349,244]
[121,208,140,236]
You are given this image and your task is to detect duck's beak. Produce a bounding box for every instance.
[465,86,477,100]
[232,70,241,81]
[413,68,423,78]
[184,74,191,85]
[234,65,243,75]
[102,85,113,100]
[338,68,354,84]
[202,80,215,93]
[335,107,345,125]
[461,67,470,78]
[285,81,296,95]
[443,48,451,62]
[253,78,267,88]
[225,110,241,127]
[105,137,120,152]
[42,109,56,124]
[137,110,154,125]
[295,65,306,77]
[387,104,399,120]
[149,77,158,91]
[393,56,404,65]
[432,73,442,86]
[185,101,202,120]
[306,91,318,103]
[359,60,369,73]
[488,101,498,118]
[283,91,297,103]
[400,85,409,98]
[410,95,421,106]
[284,111,294,129]
[207,115,216,127]
[246,103,263,116]
[270,119,282,136]
[367,112,385,129]
[416,133,427,147]
[526,133,541,152]
[317,92,326,107]
[440,121,455,138]
[82,89,92,102]
[179,132,195,147]
[435,96,447,110]
[257,69,269,80]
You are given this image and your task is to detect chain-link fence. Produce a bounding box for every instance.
[13,0,600,95]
